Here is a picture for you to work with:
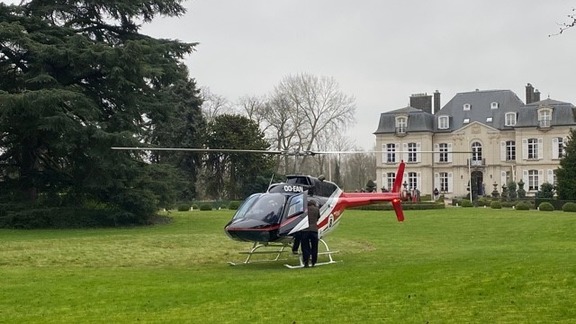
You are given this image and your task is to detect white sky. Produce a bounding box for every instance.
[9,0,576,150]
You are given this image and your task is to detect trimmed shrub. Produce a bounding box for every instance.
[228,201,241,210]
[515,201,531,210]
[538,202,554,211]
[562,202,576,212]
[177,204,191,212]
[199,203,212,211]
[461,200,473,207]
[490,201,502,209]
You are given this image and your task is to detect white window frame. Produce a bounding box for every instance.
[505,112,516,126]
[395,116,407,133]
[386,143,396,163]
[471,141,482,164]
[438,115,449,129]
[491,102,499,109]
[538,108,552,128]
[506,140,515,161]
[463,103,471,111]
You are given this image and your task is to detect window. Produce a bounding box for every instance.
[439,172,449,192]
[554,137,565,159]
[408,172,417,190]
[506,140,516,161]
[439,143,449,162]
[505,112,516,126]
[491,102,499,109]
[386,143,396,163]
[395,116,407,133]
[463,103,471,111]
[463,118,470,124]
[486,117,493,123]
[471,141,482,165]
[538,109,552,128]
[386,172,395,191]
[527,138,538,159]
[528,170,539,191]
[408,142,417,162]
[438,116,449,129]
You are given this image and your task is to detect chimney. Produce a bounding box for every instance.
[433,90,441,114]
[410,93,432,114]
[533,89,540,102]
[526,83,534,104]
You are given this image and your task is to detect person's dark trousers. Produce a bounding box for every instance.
[309,231,319,266]
[292,232,302,254]
[301,231,319,266]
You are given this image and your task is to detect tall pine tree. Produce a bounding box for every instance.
[0,1,204,224]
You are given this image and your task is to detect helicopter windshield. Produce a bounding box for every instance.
[233,193,286,223]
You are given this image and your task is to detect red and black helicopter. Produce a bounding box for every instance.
[112,147,407,268]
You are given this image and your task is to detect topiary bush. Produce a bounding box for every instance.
[461,200,473,207]
[228,201,241,210]
[562,202,576,212]
[177,204,191,212]
[515,201,531,210]
[490,201,502,209]
[538,202,554,211]
[199,203,212,211]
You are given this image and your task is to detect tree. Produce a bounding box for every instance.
[537,182,555,199]
[200,86,232,122]
[203,114,274,200]
[556,129,576,200]
[245,73,356,174]
[0,0,202,224]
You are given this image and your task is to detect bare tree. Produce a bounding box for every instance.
[237,95,272,134]
[550,8,576,36]
[269,73,356,173]
[200,86,233,121]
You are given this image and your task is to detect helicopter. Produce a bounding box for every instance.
[112,146,407,268]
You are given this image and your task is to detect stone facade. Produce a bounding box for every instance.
[374,84,575,199]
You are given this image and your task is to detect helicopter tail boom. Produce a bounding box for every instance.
[337,192,404,222]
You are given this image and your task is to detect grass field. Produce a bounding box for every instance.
[1,207,576,323]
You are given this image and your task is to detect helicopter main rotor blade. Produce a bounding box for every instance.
[111,147,285,154]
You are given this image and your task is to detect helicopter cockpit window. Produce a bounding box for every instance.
[235,193,286,223]
[232,193,262,221]
[286,194,305,219]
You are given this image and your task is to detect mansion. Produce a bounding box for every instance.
[374,83,575,199]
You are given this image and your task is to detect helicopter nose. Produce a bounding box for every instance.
[224,219,278,242]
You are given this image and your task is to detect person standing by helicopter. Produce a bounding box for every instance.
[301,199,320,267]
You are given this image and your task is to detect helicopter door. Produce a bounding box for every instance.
[278,192,308,238]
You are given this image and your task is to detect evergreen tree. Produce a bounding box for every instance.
[203,114,274,200]
[0,1,203,224]
[556,129,576,200]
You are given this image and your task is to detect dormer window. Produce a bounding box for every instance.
[438,115,449,129]
[463,118,470,124]
[395,116,407,134]
[486,117,493,123]
[538,108,552,128]
[491,102,499,109]
[463,103,471,111]
[505,112,516,126]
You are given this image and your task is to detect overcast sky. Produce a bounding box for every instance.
[78,1,576,149]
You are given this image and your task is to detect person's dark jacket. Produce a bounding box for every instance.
[305,203,320,232]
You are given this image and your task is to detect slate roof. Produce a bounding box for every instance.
[434,89,525,131]
[374,88,576,135]
[515,98,576,127]
[373,106,435,134]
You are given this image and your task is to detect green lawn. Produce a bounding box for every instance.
[1,208,576,323]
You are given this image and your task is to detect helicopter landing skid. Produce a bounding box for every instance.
[228,242,291,266]
[284,239,340,269]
